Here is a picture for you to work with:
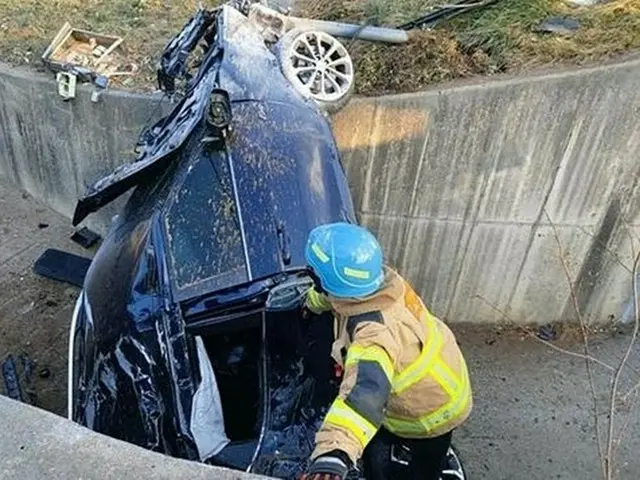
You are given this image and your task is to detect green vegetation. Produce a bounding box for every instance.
[0,0,220,88]
[301,0,640,94]
[0,0,638,94]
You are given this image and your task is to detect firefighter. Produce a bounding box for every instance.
[299,222,473,480]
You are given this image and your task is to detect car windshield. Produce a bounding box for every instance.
[164,144,248,297]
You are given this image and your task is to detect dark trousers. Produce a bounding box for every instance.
[362,428,453,480]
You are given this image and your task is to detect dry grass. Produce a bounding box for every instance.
[450,0,640,69]
[300,0,640,94]
[0,0,222,89]
[349,31,492,95]
[0,0,638,93]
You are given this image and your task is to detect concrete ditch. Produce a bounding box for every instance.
[1,60,640,325]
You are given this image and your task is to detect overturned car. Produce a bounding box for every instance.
[68,3,467,479]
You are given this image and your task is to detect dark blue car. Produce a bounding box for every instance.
[68,4,466,479]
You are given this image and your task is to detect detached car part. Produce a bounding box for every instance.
[248,3,409,44]
[34,249,92,287]
[277,29,355,113]
[67,3,468,479]
[398,0,500,30]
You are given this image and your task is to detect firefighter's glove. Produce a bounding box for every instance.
[299,452,350,480]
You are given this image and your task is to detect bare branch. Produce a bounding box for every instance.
[622,222,637,264]
[474,295,615,372]
[544,209,607,479]
[622,381,640,403]
[612,389,639,462]
[605,251,640,480]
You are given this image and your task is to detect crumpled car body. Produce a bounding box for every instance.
[68,4,466,480]
[69,5,354,478]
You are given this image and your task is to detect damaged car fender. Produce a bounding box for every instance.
[69,214,201,459]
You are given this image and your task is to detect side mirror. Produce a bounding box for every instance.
[265,276,314,311]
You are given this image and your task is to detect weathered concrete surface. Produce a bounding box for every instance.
[0,177,89,415]
[0,63,170,234]
[2,60,640,324]
[333,59,640,325]
[455,325,640,480]
[0,395,267,479]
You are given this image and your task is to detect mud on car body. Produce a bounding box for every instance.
[68,3,467,479]
[69,4,354,477]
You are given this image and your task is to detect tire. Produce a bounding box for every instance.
[276,28,355,113]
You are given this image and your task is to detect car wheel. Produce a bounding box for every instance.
[276,29,355,113]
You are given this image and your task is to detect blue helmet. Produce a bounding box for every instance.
[305,222,384,299]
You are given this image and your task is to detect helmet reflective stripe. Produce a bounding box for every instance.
[344,267,371,280]
[311,243,330,263]
[305,223,384,299]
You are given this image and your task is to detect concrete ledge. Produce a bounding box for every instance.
[0,396,268,479]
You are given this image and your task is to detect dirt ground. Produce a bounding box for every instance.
[1,178,640,478]
[0,178,93,416]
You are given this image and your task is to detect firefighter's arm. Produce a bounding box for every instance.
[312,312,400,466]
[305,287,332,314]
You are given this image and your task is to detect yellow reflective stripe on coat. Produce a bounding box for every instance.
[345,345,394,382]
[430,358,460,398]
[384,359,471,436]
[392,312,442,394]
[323,398,378,448]
[306,288,332,314]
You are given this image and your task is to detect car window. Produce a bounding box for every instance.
[164,146,248,297]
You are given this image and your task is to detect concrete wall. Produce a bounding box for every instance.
[0,63,170,233]
[333,59,640,325]
[0,396,268,479]
[1,60,640,324]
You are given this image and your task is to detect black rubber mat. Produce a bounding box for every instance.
[33,248,92,288]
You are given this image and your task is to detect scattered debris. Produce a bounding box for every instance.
[33,248,92,288]
[91,74,110,103]
[56,72,77,100]
[71,227,101,249]
[17,301,35,315]
[18,354,34,386]
[535,16,581,35]
[398,0,499,30]
[42,23,137,100]
[2,355,23,402]
[537,324,558,342]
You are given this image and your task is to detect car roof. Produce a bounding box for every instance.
[162,99,354,301]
